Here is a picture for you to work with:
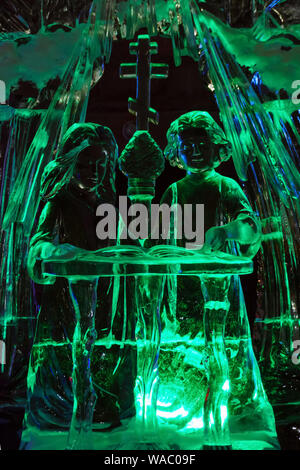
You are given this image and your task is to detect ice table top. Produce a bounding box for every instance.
[41,244,253,279]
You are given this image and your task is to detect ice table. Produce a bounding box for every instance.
[42,245,253,450]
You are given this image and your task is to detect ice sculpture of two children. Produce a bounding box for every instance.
[27,112,262,437]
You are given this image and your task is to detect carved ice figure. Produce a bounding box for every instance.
[157,111,278,448]
[25,123,135,448]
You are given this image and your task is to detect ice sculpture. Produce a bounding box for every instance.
[1,0,297,451]
[156,112,278,449]
[24,123,126,449]
[22,113,279,450]
[0,0,112,429]
[161,111,262,255]
[190,4,299,426]
[115,112,278,449]
[38,245,254,450]
[119,130,164,200]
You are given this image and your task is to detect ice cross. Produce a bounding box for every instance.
[120,34,168,130]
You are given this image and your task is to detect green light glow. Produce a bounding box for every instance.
[221,406,228,427]
[2,0,298,452]
[157,406,188,419]
[222,380,230,392]
[184,417,204,430]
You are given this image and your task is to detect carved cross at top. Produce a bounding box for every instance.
[120,34,168,131]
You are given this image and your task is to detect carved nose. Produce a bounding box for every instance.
[192,143,202,155]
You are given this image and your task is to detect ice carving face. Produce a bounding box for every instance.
[74,142,114,193]
[178,128,215,173]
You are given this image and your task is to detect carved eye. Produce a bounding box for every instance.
[180,143,193,153]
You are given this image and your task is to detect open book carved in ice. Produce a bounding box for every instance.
[40,243,253,278]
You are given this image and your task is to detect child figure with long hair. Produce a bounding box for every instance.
[26,123,133,449]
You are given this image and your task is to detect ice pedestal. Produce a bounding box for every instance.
[200,275,232,449]
[21,244,278,450]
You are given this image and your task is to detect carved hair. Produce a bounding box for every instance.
[164,111,231,169]
[40,123,118,202]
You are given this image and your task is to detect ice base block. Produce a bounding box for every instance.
[22,245,279,450]
[21,417,279,451]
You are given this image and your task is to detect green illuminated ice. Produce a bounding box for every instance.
[22,112,278,450]
[3,0,299,452]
